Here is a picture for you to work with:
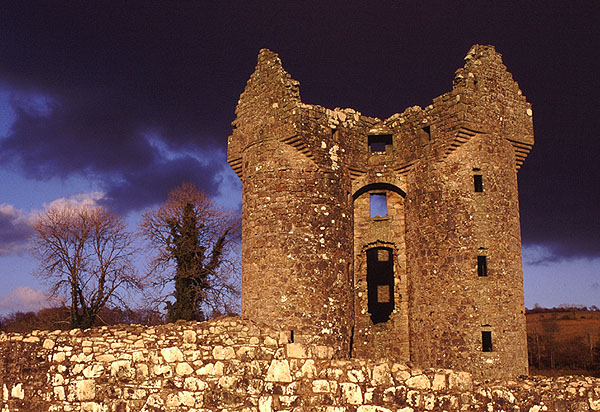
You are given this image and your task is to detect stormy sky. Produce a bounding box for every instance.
[0,1,598,312]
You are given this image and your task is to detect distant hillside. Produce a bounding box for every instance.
[526,306,600,376]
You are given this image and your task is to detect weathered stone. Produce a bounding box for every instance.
[183,330,196,344]
[432,373,446,391]
[183,377,208,391]
[264,336,278,346]
[371,363,392,386]
[10,383,24,399]
[312,379,331,393]
[52,352,66,362]
[161,347,184,363]
[406,374,431,390]
[286,343,307,358]
[178,391,196,407]
[301,359,317,378]
[110,360,132,379]
[175,362,194,376]
[265,359,292,382]
[212,345,235,360]
[348,368,366,383]
[313,345,334,359]
[259,395,273,412]
[218,375,239,389]
[340,382,362,405]
[53,385,65,401]
[43,338,55,349]
[75,380,95,401]
[448,371,472,391]
[95,354,116,363]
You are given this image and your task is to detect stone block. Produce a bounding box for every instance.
[176,362,194,376]
[448,371,472,391]
[312,379,330,393]
[406,374,431,390]
[265,359,293,382]
[161,347,184,362]
[183,330,196,344]
[432,373,446,391]
[259,395,273,412]
[371,363,393,386]
[340,382,362,405]
[286,343,307,358]
[213,345,235,360]
[76,379,95,401]
[10,383,24,400]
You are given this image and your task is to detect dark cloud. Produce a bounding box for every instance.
[101,153,227,215]
[0,205,33,256]
[0,2,598,257]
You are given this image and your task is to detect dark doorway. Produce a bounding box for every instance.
[366,247,395,323]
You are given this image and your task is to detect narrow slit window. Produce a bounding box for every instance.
[368,134,392,154]
[370,193,387,218]
[474,174,483,192]
[477,255,488,277]
[482,331,493,352]
[422,125,431,139]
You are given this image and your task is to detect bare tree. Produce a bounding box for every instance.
[32,205,142,329]
[140,183,240,322]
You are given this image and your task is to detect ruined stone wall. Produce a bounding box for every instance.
[1,318,600,412]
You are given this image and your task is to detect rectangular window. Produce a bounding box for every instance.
[370,193,387,218]
[474,174,483,192]
[482,331,493,352]
[368,134,392,154]
[477,255,488,277]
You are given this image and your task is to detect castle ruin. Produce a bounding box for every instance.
[227,45,534,379]
[6,46,600,412]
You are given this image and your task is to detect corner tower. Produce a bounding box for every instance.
[227,50,354,355]
[403,45,533,378]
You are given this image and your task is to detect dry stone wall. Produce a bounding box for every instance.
[1,317,599,412]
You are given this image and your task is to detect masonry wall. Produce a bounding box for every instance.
[240,137,354,354]
[1,318,599,412]
[405,133,528,379]
[230,49,354,355]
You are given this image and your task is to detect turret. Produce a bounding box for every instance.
[228,50,354,355]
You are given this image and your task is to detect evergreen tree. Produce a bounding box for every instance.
[141,184,239,322]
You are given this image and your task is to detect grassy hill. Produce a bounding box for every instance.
[526,307,600,376]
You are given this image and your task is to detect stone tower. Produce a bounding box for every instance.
[228,45,534,379]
